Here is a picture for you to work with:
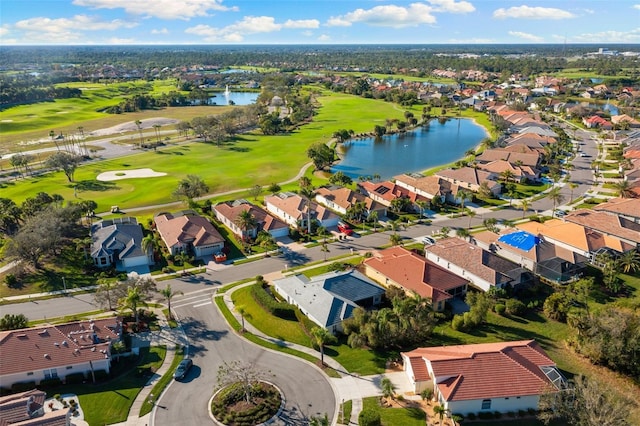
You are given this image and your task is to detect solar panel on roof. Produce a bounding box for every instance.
[375,187,390,195]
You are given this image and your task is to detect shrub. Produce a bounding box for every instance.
[507,411,515,418]
[494,303,506,315]
[478,411,493,420]
[494,411,502,419]
[5,274,18,288]
[358,408,381,426]
[518,409,527,417]
[505,299,526,316]
[65,373,86,384]
[250,284,297,320]
[11,381,36,393]
[466,412,476,421]
[93,369,109,382]
[451,315,466,331]
[527,408,537,416]
[420,388,433,401]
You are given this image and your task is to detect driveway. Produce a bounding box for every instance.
[153,293,336,426]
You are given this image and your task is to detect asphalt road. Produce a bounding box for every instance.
[153,295,336,426]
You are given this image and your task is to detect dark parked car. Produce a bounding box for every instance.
[173,358,193,380]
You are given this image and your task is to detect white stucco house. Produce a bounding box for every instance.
[401,340,566,416]
[155,211,225,259]
[0,318,121,390]
[264,192,340,230]
[212,199,289,240]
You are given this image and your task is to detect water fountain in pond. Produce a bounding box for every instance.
[224,85,230,97]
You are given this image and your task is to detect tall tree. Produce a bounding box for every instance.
[160,284,183,320]
[612,180,634,198]
[46,151,81,182]
[172,175,209,202]
[311,327,336,366]
[234,210,258,241]
[119,286,146,324]
[547,187,565,213]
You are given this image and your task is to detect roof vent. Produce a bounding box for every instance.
[62,341,68,347]
[91,347,96,352]
[74,349,80,354]
[54,342,59,347]
[38,329,48,335]
[44,354,50,358]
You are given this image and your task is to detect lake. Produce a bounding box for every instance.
[331,118,487,180]
[208,91,258,106]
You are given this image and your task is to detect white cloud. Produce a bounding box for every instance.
[11,15,137,43]
[151,28,169,35]
[508,31,543,42]
[106,37,137,44]
[427,0,475,13]
[72,0,237,20]
[447,37,496,43]
[327,3,437,28]
[283,19,320,29]
[186,16,317,42]
[318,34,331,42]
[0,27,9,37]
[571,28,640,43]
[493,5,574,20]
[633,4,640,10]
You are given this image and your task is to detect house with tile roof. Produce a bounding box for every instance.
[583,115,613,130]
[611,114,640,128]
[90,217,152,272]
[273,269,385,333]
[593,198,640,222]
[212,199,289,240]
[264,192,340,230]
[0,318,120,390]
[401,340,565,416]
[432,168,502,198]
[363,246,468,312]
[393,173,461,204]
[314,186,387,219]
[0,389,71,426]
[357,180,428,208]
[154,211,225,259]
[477,160,539,183]
[475,149,542,169]
[563,209,640,247]
[473,229,586,283]
[424,238,533,292]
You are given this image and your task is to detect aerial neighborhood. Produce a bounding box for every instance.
[1,41,639,426]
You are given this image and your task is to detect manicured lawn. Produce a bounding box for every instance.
[58,345,166,426]
[362,397,426,426]
[139,346,185,416]
[231,285,312,346]
[2,89,408,213]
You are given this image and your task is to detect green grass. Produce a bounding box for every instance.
[213,295,341,378]
[2,89,409,213]
[58,345,166,426]
[339,399,353,424]
[139,346,185,417]
[362,396,426,426]
[231,285,312,346]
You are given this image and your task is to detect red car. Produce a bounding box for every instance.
[338,222,353,235]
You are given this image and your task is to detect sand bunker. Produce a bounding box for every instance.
[97,168,167,181]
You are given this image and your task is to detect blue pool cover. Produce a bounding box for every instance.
[498,231,540,252]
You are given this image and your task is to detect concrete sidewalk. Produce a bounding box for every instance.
[111,309,188,426]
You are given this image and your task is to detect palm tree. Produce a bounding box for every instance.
[458,189,472,212]
[236,305,247,331]
[141,233,159,263]
[547,187,565,213]
[96,279,118,311]
[368,210,379,232]
[381,377,395,401]
[569,182,579,203]
[311,327,335,366]
[466,209,476,229]
[500,169,515,185]
[415,200,429,221]
[456,227,470,241]
[234,210,258,242]
[613,180,634,198]
[175,251,189,273]
[160,284,183,320]
[433,404,446,426]
[389,233,402,246]
[520,198,530,219]
[119,286,146,324]
[618,250,640,274]
[451,413,463,426]
[299,186,316,235]
[135,119,144,147]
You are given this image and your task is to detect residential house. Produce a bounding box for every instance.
[314,186,387,218]
[272,269,386,334]
[611,114,640,128]
[90,217,152,272]
[582,115,613,130]
[394,173,459,204]
[593,197,640,223]
[401,340,565,416]
[264,192,340,230]
[424,238,533,292]
[358,180,428,207]
[155,211,225,259]
[0,318,121,390]
[475,149,541,169]
[0,389,70,426]
[563,209,640,248]
[434,168,502,197]
[213,199,289,240]
[363,246,468,312]
[477,160,539,183]
[473,229,586,283]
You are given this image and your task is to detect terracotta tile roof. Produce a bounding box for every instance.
[425,238,517,286]
[402,340,558,401]
[393,174,457,198]
[478,160,537,180]
[433,168,495,187]
[264,193,340,223]
[358,181,428,204]
[363,246,466,304]
[315,186,385,212]
[475,149,541,168]
[500,143,543,155]
[0,318,120,377]
[213,200,288,233]
[564,209,640,245]
[0,389,47,425]
[593,198,640,220]
[155,212,224,249]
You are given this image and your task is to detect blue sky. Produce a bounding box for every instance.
[1,0,640,45]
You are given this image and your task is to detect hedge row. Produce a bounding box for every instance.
[250,285,297,320]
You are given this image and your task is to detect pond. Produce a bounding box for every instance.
[331,118,487,180]
[207,91,258,106]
